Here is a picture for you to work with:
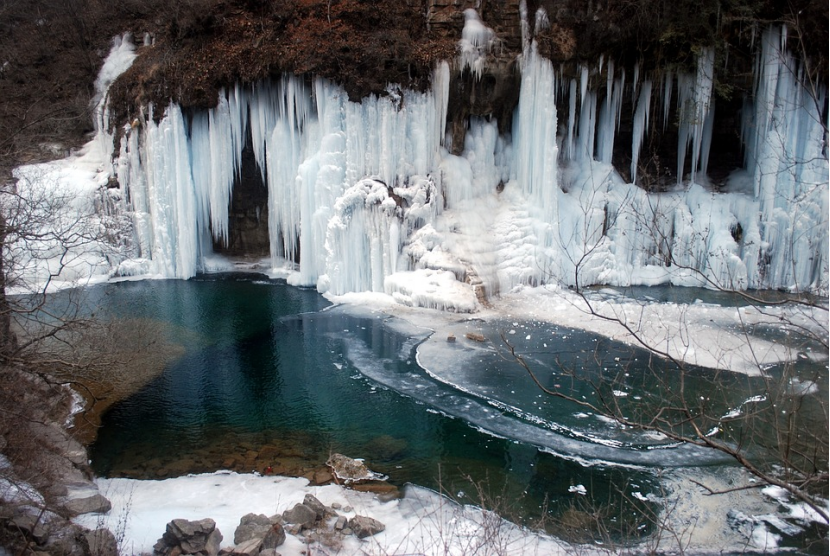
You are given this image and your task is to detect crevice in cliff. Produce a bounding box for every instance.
[211,121,270,258]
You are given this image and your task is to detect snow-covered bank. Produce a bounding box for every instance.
[74,472,569,556]
[76,467,827,555]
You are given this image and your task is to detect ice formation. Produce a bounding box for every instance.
[112,8,828,308]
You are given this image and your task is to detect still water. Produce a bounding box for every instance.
[82,274,824,542]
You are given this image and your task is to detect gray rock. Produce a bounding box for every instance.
[347,516,385,539]
[330,502,342,510]
[204,530,223,556]
[26,422,88,466]
[11,512,51,544]
[230,538,261,556]
[301,494,327,520]
[42,522,90,556]
[62,493,112,516]
[341,528,353,536]
[233,514,271,545]
[260,524,285,549]
[84,528,118,556]
[334,516,347,531]
[157,518,223,556]
[281,504,316,528]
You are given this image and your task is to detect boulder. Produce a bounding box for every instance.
[301,494,327,520]
[311,469,333,485]
[84,528,118,556]
[233,514,271,545]
[347,516,385,539]
[281,504,316,529]
[62,493,112,516]
[155,518,222,556]
[229,538,261,556]
[260,523,285,550]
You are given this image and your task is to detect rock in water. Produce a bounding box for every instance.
[325,453,387,484]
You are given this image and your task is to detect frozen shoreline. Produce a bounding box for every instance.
[75,464,826,555]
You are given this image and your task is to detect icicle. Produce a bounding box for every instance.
[632,63,640,106]
[575,91,597,161]
[605,60,614,115]
[433,62,450,148]
[698,99,715,177]
[579,65,589,112]
[597,69,623,164]
[662,71,673,132]
[630,80,652,183]
[675,48,715,184]
[564,78,577,161]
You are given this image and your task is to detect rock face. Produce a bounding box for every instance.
[0,366,115,556]
[153,518,223,556]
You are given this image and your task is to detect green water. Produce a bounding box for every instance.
[82,274,827,546]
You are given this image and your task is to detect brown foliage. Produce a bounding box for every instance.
[106,0,458,125]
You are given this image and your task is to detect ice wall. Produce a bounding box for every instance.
[118,67,450,290]
[113,9,827,306]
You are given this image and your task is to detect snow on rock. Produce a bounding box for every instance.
[458,9,497,79]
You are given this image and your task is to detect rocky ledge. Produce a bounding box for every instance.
[0,366,116,555]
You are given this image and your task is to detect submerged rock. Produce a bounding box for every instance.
[325,453,387,484]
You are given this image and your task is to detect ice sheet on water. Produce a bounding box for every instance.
[317,307,727,468]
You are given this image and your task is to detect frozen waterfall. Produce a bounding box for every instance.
[113,14,828,307]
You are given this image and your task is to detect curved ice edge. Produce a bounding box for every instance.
[412,330,700,452]
[335,328,728,468]
[421,361,637,451]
